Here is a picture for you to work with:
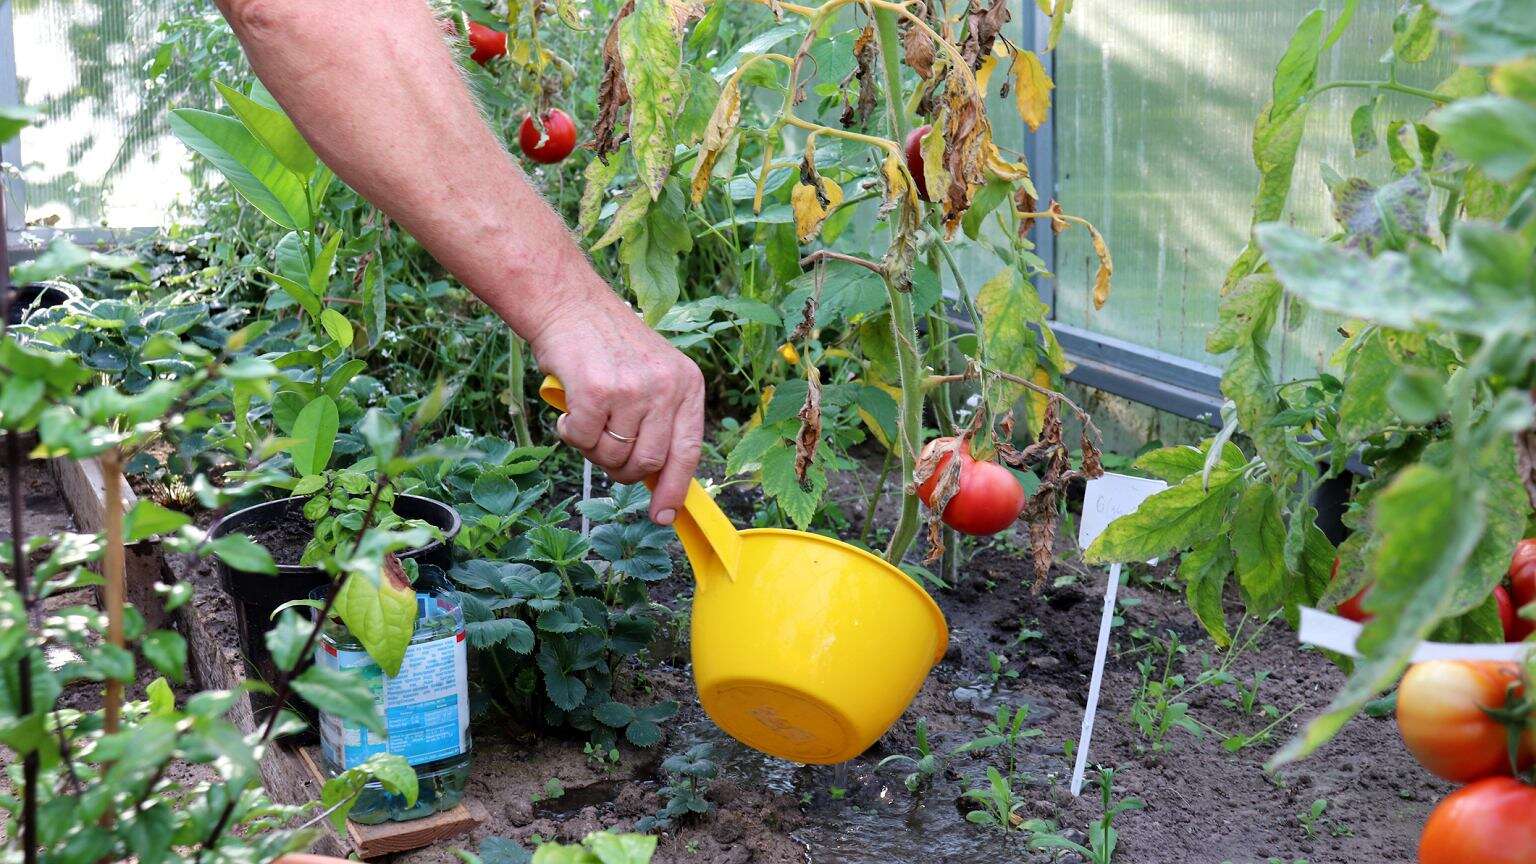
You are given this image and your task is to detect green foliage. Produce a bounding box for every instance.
[1093,0,1536,765]
[636,744,718,831]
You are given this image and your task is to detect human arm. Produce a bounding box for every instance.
[213,0,702,524]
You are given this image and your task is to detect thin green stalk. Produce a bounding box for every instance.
[507,331,533,447]
[1310,79,1450,104]
[872,4,924,564]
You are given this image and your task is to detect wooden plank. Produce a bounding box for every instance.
[299,749,484,859]
[49,456,169,630]
[166,551,350,859]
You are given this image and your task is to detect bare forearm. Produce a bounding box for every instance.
[215,0,609,344]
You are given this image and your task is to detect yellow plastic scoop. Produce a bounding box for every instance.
[538,376,947,764]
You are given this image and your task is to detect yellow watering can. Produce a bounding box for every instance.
[539,376,947,764]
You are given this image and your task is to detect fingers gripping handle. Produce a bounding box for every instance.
[537,375,739,581]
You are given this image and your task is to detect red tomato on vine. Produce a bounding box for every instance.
[1396,660,1533,784]
[915,437,1025,536]
[518,109,578,165]
[1419,777,1536,864]
[904,124,932,202]
[467,21,507,65]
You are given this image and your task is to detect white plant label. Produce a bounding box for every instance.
[1297,606,1534,663]
[1070,472,1168,797]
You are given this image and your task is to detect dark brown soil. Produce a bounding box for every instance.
[241,504,318,567]
[388,470,1440,864]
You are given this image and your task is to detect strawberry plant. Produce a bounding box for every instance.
[1085,0,1536,764]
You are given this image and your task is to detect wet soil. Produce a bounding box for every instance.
[240,502,318,567]
[389,472,1440,864]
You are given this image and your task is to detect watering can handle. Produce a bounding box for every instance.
[537,375,739,581]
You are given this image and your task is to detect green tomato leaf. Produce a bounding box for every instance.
[619,0,686,199]
[1084,469,1243,565]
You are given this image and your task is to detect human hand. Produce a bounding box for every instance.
[528,294,704,526]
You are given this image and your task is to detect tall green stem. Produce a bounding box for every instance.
[507,332,533,448]
[872,5,924,564]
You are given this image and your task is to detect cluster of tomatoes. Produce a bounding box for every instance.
[1398,659,1536,863]
[1389,539,1536,863]
[1338,539,1536,643]
[458,19,579,165]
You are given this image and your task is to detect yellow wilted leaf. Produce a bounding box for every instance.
[975,51,1000,93]
[880,152,919,212]
[1027,367,1052,438]
[983,137,1031,184]
[1013,49,1053,132]
[792,174,844,242]
[919,123,950,210]
[1088,222,1112,309]
[779,342,799,365]
[691,76,742,204]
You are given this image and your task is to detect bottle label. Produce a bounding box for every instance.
[317,620,470,770]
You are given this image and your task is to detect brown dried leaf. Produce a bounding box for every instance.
[592,1,635,159]
[789,285,819,342]
[1015,186,1038,236]
[1080,428,1103,479]
[902,21,936,79]
[961,0,1011,70]
[842,25,880,129]
[934,66,991,237]
[916,437,965,564]
[794,365,822,482]
[1047,199,1068,234]
[691,75,742,204]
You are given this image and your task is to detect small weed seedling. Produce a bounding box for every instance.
[1297,798,1353,839]
[1129,632,1204,752]
[877,717,944,792]
[962,767,1025,832]
[1026,768,1144,864]
[984,652,1020,687]
[954,704,1042,778]
[637,744,718,831]
[585,742,622,769]
[530,777,565,804]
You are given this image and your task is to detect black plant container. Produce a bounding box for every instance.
[210,494,461,682]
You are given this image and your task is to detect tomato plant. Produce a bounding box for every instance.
[1419,777,1536,864]
[518,108,578,164]
[1084,0,1536,766]
[467,21,507,65]
[1396,661,1533,784]
[916,437,1026,536]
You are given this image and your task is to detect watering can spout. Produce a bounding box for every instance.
[537,376,740,582]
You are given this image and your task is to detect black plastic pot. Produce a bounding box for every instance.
[210,494,461,683]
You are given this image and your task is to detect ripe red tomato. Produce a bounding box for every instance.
[1496,585,1519,642]
[1419,777,1536,864]
[467,21,507,65]
[1509,538,1536,640]
[1397,660,1533,784]
[915,437,1025,536]
[1337,587,1372,623]
[904,124,932,202]
[518,109,578,164]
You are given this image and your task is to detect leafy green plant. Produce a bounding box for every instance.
[636,744,718,831]
[954,704,1042,778]
[1025,768,1144,863]
[1,224,413,861]
[961,766,1024,832]
[1084,0,1536,765]
[449,483,678,746]
[1297,798,1353,840]
[876,716,943,792]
